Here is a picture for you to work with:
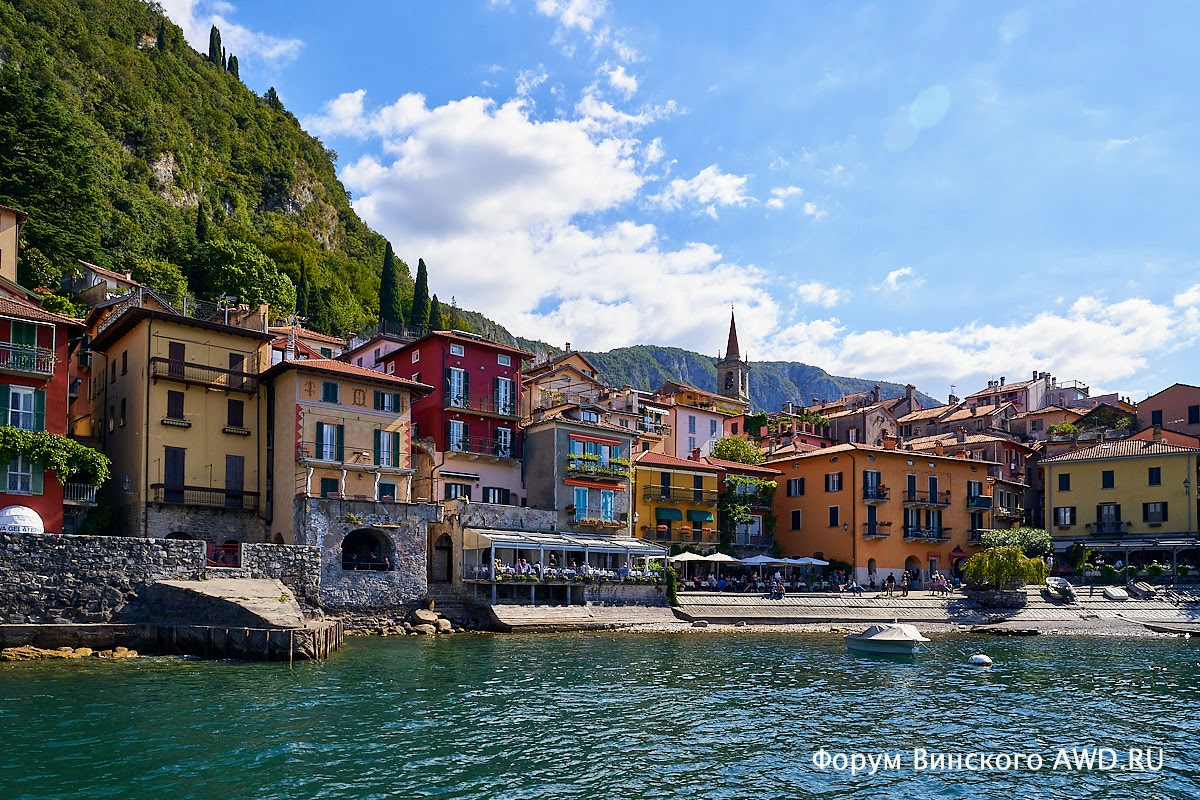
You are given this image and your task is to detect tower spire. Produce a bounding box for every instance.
[725,307,740,360]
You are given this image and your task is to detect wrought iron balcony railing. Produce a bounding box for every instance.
[150,483,260,511]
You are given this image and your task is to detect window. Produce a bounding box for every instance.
[374,347,381,360]
[119,397,126,427]
[580,410,600,423]
[321,381,339,403]
[374,391,402,412]
[227,399,244,428]
[825,472,842,492]
[693,474,704,502]
[411,350,420,363]
[121,350,128,375]
[167,391,185,421]
[709,419,718,438]
[1190,405,1200,425]
[447,367,467,407]
[494,377,515,415]
[376,429,399,467]
[494,427,512,458]
[378,482,397,500]
[315,422,343,461]
[444,482,471,500]
[688,436,696,451]
[600,489,615,521]
[6,456,34,494]
[8,387,38,430]
[790,509,802,530]
[448,420,468,451]
[357,358,363,367]
[574,486,589,519]
[1143,502,1168,524]
[483,487,511,504]
[786,478,805,496]
[1101,470,1115,489]
[1148,467,1162,487]
[731,422,739,435]
[970,511,985,532]
[1151,409,1163,426]
[1054,506,1077,526]
[688,415,696,434]
[449,343,465,357]
[1058,473,1071,491]
[110,361,116,383]
[320,347,333,358]
[828,506,840,527]
[497,354,511,367]
[320,477,339,498]
[966,480,983,497]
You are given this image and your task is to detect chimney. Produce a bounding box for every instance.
[1000,376,1006,386]
[690,448,702,461]
[934,441,945,456]
[873,384,881,403]
[812,397,820,407]
[1033,370,1038,380]
[948,394,960,405]
[956,426,967,443]
[1153,425,1163,443]
[565,342,571,352]
[882,433,899,450]
[905,383,916,405]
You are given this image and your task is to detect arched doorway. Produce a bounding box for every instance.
[165,531,194,540]
[867,558,877,582]
[431,533,453,583]
[342,528,394,571]
[904,555,921,587]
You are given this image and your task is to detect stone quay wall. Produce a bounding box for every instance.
[0,532,321,624]
[146,505,269,543]
[294,498,443,612]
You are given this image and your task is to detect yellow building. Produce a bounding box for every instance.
[769,441,990,585]
[1041,437,1199,560]
[88,292,273,542]
[633,450,721,549]
[261,358,432,543]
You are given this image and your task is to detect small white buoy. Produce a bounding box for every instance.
[967,653,993,666]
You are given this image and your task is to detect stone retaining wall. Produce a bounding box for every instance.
[0,532,320,624]
[582,581,669,606]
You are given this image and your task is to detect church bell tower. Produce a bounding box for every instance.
[715,309,750,405]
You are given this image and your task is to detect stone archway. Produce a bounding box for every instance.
[430,533,453,584]
[904,555,921,587]
[342,528,395,571]
[165,531,194,540]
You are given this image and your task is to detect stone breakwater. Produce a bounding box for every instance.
[1,645,139,661]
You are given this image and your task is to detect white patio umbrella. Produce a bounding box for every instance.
[703,552,739,581]
[670,551,707,581]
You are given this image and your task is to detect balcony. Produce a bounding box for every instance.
[565,456,630,480]
[902,489,951,508]
[63,482,99,506]
[0,341,55,377]
[150,357,259,394]
[1089,521,1129,535]
[903,526,951,542]
[572,516,626,530]
[642,485,719,504]
[968,529,987,545]
[862,521,893,540]
[862,486,890,503]
[444,392,519,419]
[299,441,415,469]
[966,495,993,510]
[150,483,260,512]
[637,421,672,436]
[447,436,521,461]
[994,505,1024,520]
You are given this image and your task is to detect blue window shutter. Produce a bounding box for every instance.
[336,425,345,462]
[34,389,46,432]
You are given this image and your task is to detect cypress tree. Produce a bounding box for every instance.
[156,20,167,51]
[410,257,430,329]
[227,55,239,79]
[265,87,283,112]
[221,48,227,71]
[195,202,209,244]
[208,26,222,63]
[379,242,404,325]
[428,294,444,331]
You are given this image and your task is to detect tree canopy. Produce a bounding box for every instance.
[710,435,765,465]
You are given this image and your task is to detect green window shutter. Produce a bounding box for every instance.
[392,392,401,411]
[31,464,44,495]
[336,424,345,462]
[462,370,470,402]
[373,429,381,465]
[373,390,383,410]
[0,461,7,490]
[0,385,9,426]
[315,421,324,453]
[34,389,46,432]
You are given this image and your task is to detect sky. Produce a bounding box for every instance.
[159,0,1200,405]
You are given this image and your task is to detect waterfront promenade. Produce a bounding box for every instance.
[489,586,1200,634]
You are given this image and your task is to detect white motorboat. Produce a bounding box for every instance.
[1044,577,1075,602]
[844,623,930,655]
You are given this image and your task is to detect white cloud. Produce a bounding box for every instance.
[536,0,607,33]
[159,0,302,66]
[1173,283,1200,308]
[876,266,925,292]
[793,282,848,308]
[644,137,665,164]
[607,65,638,98]
[802,201,827,220]
[650,165,751,218]
[516,68,549,97]
[766,186,802,209]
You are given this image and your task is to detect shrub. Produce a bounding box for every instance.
[962,546,1047,590]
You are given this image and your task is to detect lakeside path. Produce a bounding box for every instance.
[489,586,1200,637]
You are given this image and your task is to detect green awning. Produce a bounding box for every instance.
[655,506,683,521]
[686,510,715,522]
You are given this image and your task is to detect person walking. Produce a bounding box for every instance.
[900,571,910,597]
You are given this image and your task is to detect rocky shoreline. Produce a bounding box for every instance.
[1,645,140,661]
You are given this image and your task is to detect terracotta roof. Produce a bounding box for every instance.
[267,326,347,346]
[1014,405,1081,418]
[635,451,721,472]
[897,405,952,424]
[938,402,1011,423]
[526,407,630,434]
[0,294,82,326]
[965,378,1037,399]
[78,260,141,287]
[702,455,782,475]
[1041,439,1200,463]
[903,431,1030,453]
[266,358,434,394]
[765,441,993,466]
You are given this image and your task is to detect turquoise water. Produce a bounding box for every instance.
[1,633,1197,799]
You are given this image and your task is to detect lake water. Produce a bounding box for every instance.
[2,632,1197,799]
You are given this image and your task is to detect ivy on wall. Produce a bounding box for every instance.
[0,427,110,485]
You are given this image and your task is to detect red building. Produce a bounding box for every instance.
[382,330,532,505]
[0,285,86,532]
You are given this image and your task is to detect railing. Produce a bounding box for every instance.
[206,542,241,568]
[150,357,259,394]
[446,436,521,460]
[642,485,720,504]
[299,441,413,467]
[733,531,773,547]
[0,342,55,376]
[862,522,892,539]
[1090,521,1126,535]
[987,465,1028,485]
[63,482,99,505]
[151,483,260,511]
[968,530,985,545]
[573,516,625,529]
[994,506,1024,519]
[637,421,671,436]
[565,457,631,479]
[444,393,519,418]
[729,491,774,510]
[902,489,951,507]
[966,495,993,509]
[903,527,951,541]
[862,486,890,502]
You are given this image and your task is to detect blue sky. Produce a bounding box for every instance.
[161,1,1199,405]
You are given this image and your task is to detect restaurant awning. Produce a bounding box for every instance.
[655,507,683,520]
[686,510,715,522]
[464,527,668,556]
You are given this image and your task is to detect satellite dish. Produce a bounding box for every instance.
[0,505,44,534]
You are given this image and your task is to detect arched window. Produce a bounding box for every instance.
[342,528,394,571]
